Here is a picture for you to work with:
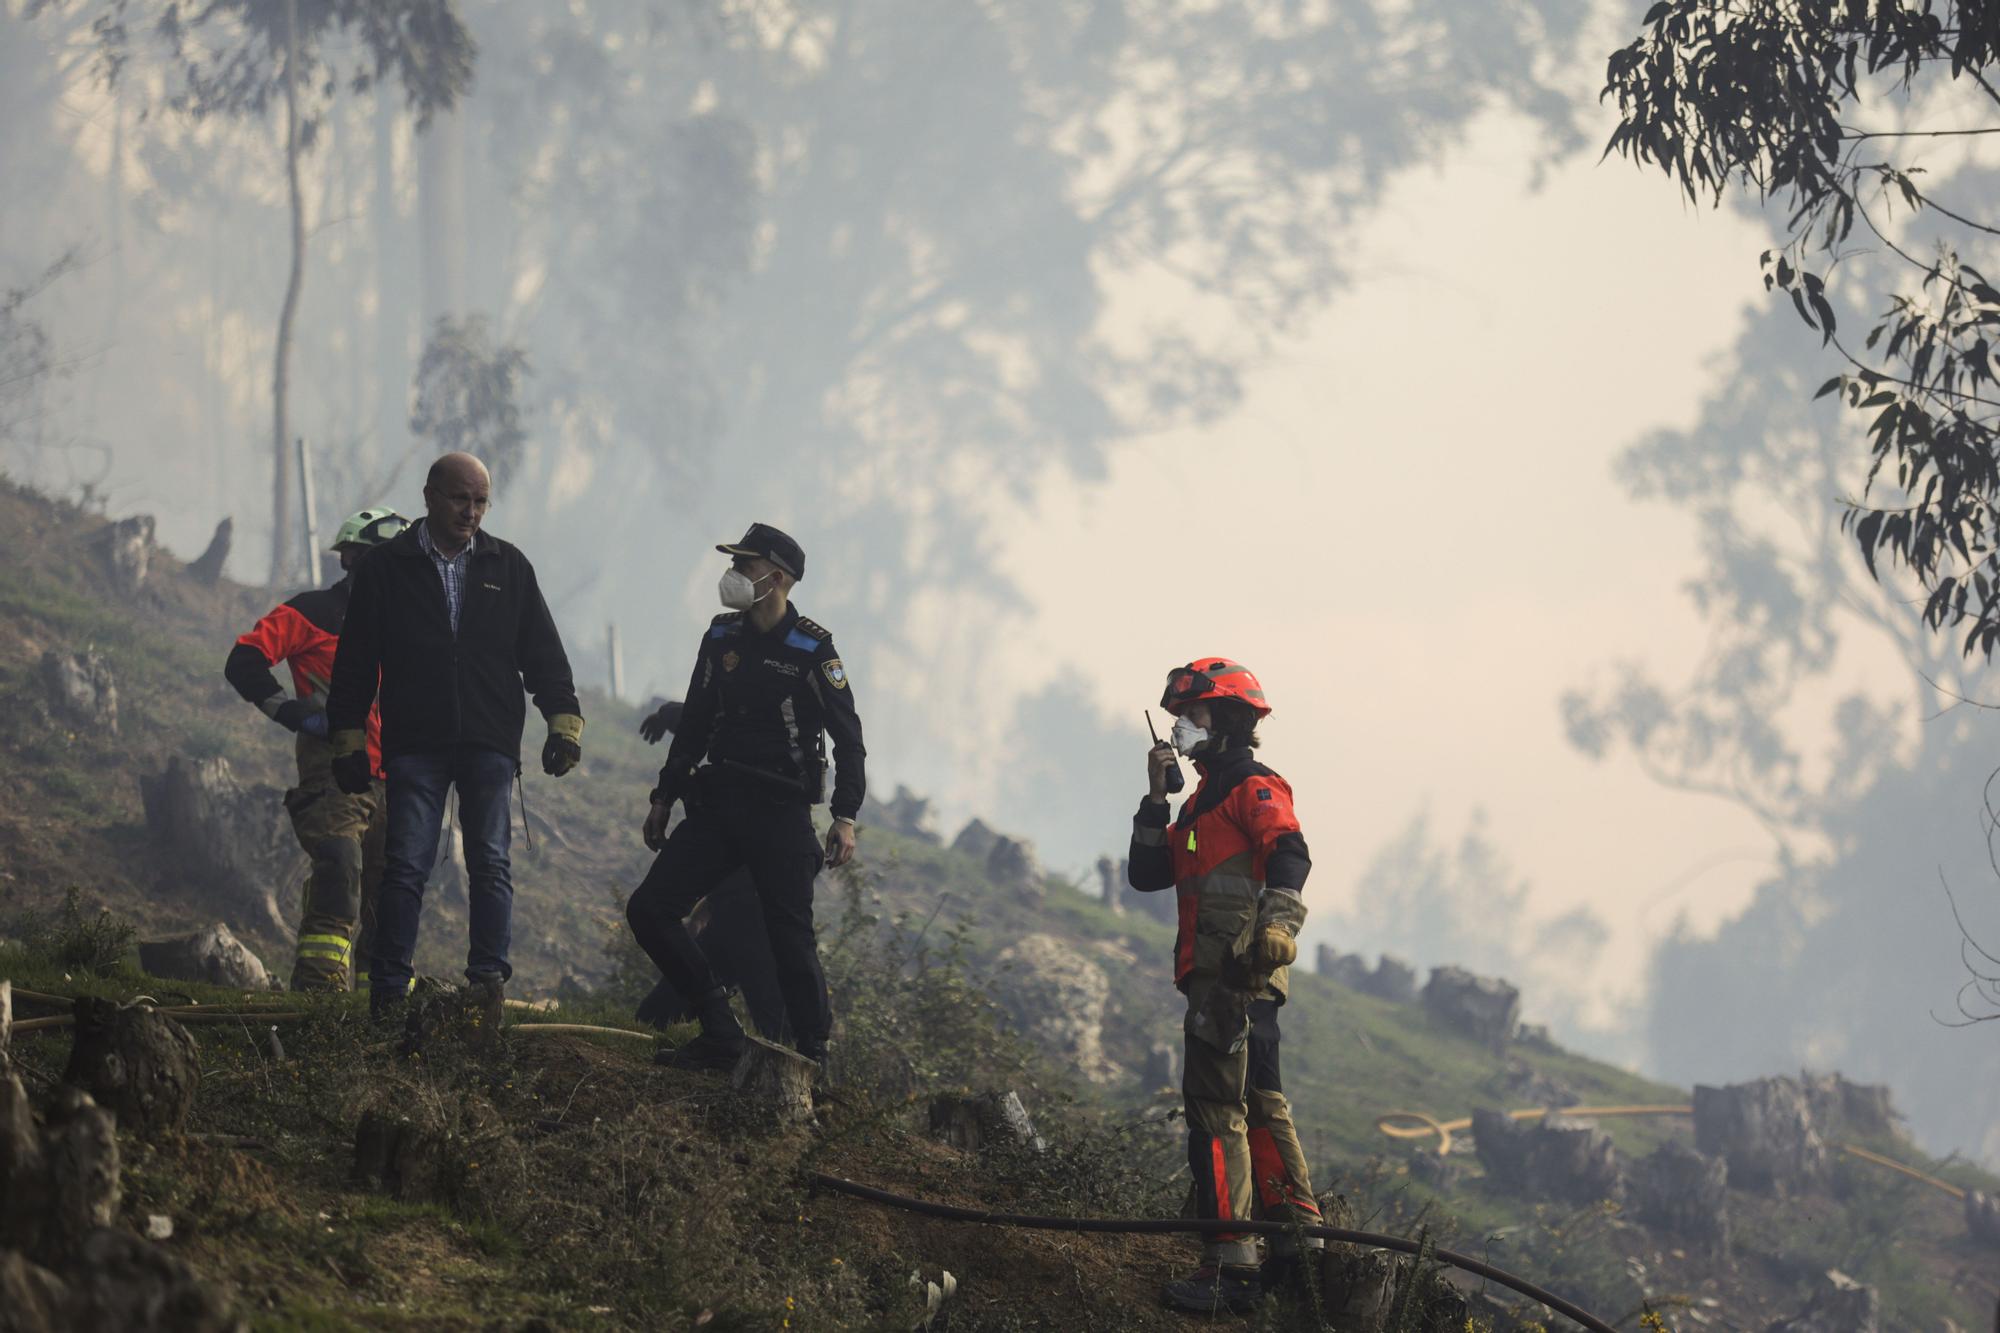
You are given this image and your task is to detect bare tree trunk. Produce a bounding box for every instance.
[372,94,408,482]
[418,105,467,329]
[269,0,306,587]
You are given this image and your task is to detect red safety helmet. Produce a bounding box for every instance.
[1160,657,1271,718]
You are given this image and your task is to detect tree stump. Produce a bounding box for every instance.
[928,1091,1044,1153]
[1767,1269,1880,1333]
[730,1036,817,1126]
[97,514,155,596]
[43,1089,120,1254]
[1422,965,1521,1051]
[38,650,118,736]
[985,836,1043,897]
[351,1109,449,1203]
[1322,1248,1398,1321]
[950,818,1000,862]
[186,518,232,585]
[138,756,295,938]
[0,1070,48,1252]
[1966,1189,2000,1248]
[1633,1141,1730,1257]
[64,1227,239,1333]
[0,1250,70,1333]
[1693,1077,1829,1194]
[61,999,201,1140]
[1094,856,1124,913]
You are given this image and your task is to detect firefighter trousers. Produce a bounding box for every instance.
[283,732,385,991]
[1181,976,1321,1267]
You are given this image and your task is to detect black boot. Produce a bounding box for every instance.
[654,987,747,1071]
[1162,1263,1262,1315]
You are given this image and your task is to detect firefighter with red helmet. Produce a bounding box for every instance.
[1129,657,1322,1314]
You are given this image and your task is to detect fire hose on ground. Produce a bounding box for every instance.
[1376,1105,1970,1201]
[807,1171,1619,1332]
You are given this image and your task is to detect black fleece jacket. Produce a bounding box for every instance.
[326,523,579,763]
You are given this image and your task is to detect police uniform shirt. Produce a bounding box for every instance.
[656,605,867,821]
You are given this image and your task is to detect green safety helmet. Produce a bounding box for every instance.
[330,507,408,551]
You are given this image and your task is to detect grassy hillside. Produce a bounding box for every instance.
[4,477,1999,1328]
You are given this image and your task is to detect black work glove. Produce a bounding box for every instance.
[330,730,373,794]
[638,700,683,744]
[542,714,584,777]
[274,699,332,739]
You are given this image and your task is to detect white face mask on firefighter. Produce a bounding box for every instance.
[1171,717,1209,756]
[718,567,775,611]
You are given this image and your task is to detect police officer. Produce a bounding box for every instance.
[625,523,865,1070]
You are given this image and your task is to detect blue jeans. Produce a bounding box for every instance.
[371,746,518,1000]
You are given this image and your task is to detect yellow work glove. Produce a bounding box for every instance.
[330,729,373,794]
[1249,889,1308,974]
[1252,925,1299,972]
[542,713,584,777]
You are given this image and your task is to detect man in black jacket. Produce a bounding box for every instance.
[627,523,865,1071]
[326,452,583,1016]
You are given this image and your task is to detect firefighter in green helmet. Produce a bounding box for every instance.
[224,507,407,990]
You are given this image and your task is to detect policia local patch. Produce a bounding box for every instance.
[821,658,848,689]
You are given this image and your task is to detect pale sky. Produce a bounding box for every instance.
[985,105,1795,1026]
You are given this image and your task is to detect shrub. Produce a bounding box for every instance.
[10,886,137,975]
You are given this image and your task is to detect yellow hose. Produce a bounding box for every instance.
[508,1023,653,1041]
[1376,1104,1969,1200]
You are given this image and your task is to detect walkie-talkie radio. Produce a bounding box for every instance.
[1145,708,1186,795]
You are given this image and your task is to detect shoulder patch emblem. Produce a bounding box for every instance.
[721,650,741,673]
[821,658,848,689]
[1257,788,1273,801]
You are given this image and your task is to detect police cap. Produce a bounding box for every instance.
[716,522,805,580]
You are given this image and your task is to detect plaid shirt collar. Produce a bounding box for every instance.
[416,519,473,633]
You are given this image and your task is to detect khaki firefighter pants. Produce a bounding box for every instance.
[283,732,385,991]
[1182,973,1322,1267]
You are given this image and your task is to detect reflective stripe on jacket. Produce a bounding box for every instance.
[1128,744,1310,999]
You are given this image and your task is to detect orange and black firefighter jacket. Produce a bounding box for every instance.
[1128,743,1310,1000]
[226,577,385,780]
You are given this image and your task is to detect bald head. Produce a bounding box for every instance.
[422,452,491,555]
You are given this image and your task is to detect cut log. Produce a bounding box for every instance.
[138,756,295,938]
[1,980,11,1061]
[730,1036,817,1127]
[138,924,272,992]
[186,517,232,585]
[61,999,201,1140]
[38,650,118,736]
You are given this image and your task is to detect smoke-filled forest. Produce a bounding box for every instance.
[6,0,2000,1327]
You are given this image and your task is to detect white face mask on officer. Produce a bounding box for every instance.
[1171,717,1210,756]
[718,566,777,611]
